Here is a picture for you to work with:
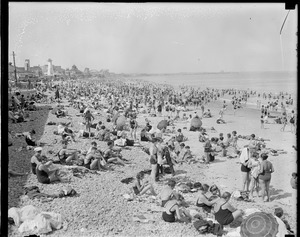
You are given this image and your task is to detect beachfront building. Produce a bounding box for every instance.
[8,62,37,81]
[40,59,66,77]
[47,59,54,76]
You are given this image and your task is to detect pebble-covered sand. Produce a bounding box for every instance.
[8,89,297,237]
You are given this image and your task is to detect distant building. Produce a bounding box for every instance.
[47,59,54,76]
[25,59,30,71]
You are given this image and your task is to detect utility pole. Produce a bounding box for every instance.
[12,51,18,85]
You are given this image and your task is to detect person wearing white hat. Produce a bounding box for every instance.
[31,147,43,174]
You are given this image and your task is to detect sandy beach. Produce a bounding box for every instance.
[7,77,297,237]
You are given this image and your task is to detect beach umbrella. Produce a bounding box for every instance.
[116,115,126,130]
[190,117,202,128]
[240,212,278,237]
[157,120,168,130]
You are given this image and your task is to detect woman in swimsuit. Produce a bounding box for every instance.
[162,195,192,223]
[160,179,179,207]
[247,152,261,200]
[132,171,157,196]
[196,184,220,214]
[258,153,274,202]
[213,192,243,226]
[83,147,107,170]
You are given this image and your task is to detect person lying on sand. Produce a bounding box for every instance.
[132,171,157,196]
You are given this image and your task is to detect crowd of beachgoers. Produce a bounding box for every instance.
[7,76,297,236]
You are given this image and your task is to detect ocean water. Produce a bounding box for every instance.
[131,71,297,96]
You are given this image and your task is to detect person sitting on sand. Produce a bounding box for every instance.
[8,109,17,123]
[160,179,180,206]
[175,129,184,143]
[179,145,193,163]
[103,141,127,166]
[216,116,226,124]
[95,121,103,131]
[274,207,294,234]
[96,125,107,141]
[140,127,153,142]
[290,172,297,189]
[213,192,244,226]
[23,129,38,147]
[36,157,68,184]
[30,147,43,174]
[203,109,212,118]
[162,195,192,223]
[132,171,157,196]
[83,147,107,170]
[198,129,208,143]
[145,118,152,132]
[195,184,219,214]
[58,140,79,165]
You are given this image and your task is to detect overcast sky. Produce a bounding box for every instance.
[9,3,297,73]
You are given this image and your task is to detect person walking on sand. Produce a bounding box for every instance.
[289,110,296,134]
[201,103,205,116]
[260,115,264,129]
[83,109,94,137]
[149,137,159,182]
[280,112,288,132]
[203,136,212,164]
[129,115,138,141]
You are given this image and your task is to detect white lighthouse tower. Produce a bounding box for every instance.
[47,58,54,76]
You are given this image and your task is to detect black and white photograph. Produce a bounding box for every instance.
[5,2,297,237]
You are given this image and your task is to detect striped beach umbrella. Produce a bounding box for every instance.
[240,212,278,237]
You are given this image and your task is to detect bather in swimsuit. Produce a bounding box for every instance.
[214,203,234,226]
[162,203,177,223]
[36,166,50,184]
